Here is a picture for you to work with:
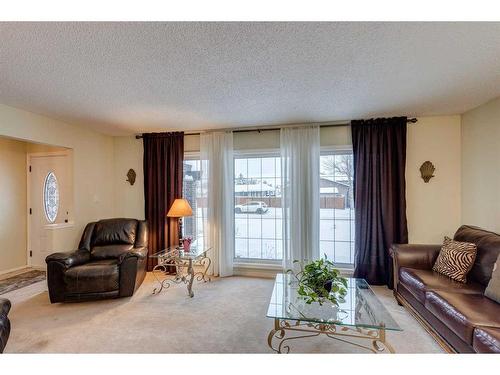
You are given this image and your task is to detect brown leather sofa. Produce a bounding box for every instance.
[0,298,10,353]
[391,225,500,353]
[46,218,148,303]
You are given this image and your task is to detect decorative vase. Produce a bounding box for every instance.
[323,280,333,293]
[182,239,191,252]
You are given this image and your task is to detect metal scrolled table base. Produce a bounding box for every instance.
[267,318,395,354]
[152,255,211,297]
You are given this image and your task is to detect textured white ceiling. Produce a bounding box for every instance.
[1,22,499,135]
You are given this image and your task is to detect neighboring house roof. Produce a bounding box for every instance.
[235,182,276,193]
[320,176,351,188]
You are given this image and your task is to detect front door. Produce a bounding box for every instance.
[28,153,71,268]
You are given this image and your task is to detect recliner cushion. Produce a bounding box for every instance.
[64,259,119,294]
[473,326,500,353]
[91,218,138,247]
[91,244,134,260]
[399,267,484,304]
[424,291,500,344]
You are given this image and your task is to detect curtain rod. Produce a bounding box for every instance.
[135,117,418,139]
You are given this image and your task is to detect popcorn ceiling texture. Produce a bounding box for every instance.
[1,22,499,135]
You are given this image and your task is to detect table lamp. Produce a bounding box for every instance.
[167,198,193,247]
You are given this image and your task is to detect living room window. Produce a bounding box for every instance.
[319,149,355,267]
[182,154,205,250]
[234,152,283,262]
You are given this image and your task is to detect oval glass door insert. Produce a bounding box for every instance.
[43,171,59,223]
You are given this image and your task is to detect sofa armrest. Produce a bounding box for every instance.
[390,244,441,270]
[391,244,441,289]
[0,298,10,317]
[45,249,90,268]
[117,247,148,264]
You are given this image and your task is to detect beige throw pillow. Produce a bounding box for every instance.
[432,236,477,283]
[485,255,500,303]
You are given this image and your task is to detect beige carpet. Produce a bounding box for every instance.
[4,273,443,353]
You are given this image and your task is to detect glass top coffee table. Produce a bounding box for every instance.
[149,246,212,298]
[266,273,401,353]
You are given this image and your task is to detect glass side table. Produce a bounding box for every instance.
[149,246,212,298]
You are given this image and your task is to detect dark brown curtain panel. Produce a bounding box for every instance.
[351,117,408,288]
[143,132,184,271]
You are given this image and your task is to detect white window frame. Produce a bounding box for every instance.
[320,145,355,269]
[233,148,283,268]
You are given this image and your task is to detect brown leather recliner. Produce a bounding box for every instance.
[391,225,500,353]
[0,298,10,353]
[46,218,148,303]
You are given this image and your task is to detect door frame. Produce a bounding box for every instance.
[26,150,71,267]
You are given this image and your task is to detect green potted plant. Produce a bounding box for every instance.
[288,256,348,306]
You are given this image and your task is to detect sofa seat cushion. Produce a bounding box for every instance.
[424,291,500,344]
[64,259,120,294]
[399,267,484,303]
[473,326,500,353]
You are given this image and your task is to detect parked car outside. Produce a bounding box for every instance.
[235,201,269,214]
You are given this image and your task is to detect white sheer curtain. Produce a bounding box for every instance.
[200,131,234,277]
[280,126,320,271]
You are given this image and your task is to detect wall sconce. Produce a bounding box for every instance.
[126,168,136,185]
[419,161,435,183]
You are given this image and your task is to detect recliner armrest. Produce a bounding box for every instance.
[117,247,148,264]
[45,249,90,268]
[0,298,10,317]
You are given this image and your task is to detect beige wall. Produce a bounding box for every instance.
[113,136,144,220]
[0,104,115,263]
[0,138,28,272]
[113,118,460,245]
[406,116,462,243]
[461,97,500,232]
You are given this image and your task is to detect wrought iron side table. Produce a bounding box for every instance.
[150,246,212,298]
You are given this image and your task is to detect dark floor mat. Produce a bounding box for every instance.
[0,270,46,295]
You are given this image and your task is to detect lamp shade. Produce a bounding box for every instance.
[167,198,193,217]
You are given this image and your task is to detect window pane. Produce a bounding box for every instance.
[234,155,281,261]
[248,218,262,238]
[235,239,248,258]
[182,158,203,247]
[247,158,261,178]
[262,219,276,239]
[248,239,261,258]
[320,152,355,266]
[235,218,248,238]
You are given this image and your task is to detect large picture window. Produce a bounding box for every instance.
[232,149,355,266]
[234,153,282,261]
[319,150,355,266]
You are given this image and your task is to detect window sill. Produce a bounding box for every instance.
[44,221,75,230]
[233,261,283,270]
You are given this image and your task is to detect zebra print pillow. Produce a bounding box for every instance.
[433,236,477,283]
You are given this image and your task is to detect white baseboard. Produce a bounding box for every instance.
[0,265,30,279]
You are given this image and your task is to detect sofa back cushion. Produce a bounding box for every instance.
[454,225,500,286]
[91,218,138,247]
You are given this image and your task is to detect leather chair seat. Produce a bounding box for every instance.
[473,326,500,353]
[424,291,500,344]
[64,259,120,294]
[399,267,484,304]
